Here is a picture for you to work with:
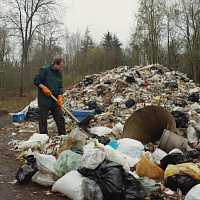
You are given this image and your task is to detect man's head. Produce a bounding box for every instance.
[52,57,65,71]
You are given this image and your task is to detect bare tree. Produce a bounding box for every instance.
[0,0,66,96]
[130,0,166,64]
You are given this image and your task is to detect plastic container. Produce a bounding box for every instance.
[122,106,176,144]
[158,129,188,153]
[70,110,95,121]
[13,113,25,122]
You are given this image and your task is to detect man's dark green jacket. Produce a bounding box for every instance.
[34,64,63,107]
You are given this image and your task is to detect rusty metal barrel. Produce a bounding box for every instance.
[122,106,176,144]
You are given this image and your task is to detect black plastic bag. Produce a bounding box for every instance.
[95,105,104,114]
[97,90,103,96]
[160,153,195,171]
[88,101,104,114]
[84,76,93,86]
[125,99,135,108]
[126,76,136,84]
[151,194,164,200]
[174,100,187,107]
[104,80,112,84]
[171,111,189,128]
[16,155,38,184]
[157,69,164,75]
[186,149,200,159]
[180,76,189,82]
[188,92,199,102]
[123,172,147,200]
[88,101,97,110]
[25,107,39,121]
[91,133,110,145]
[78,160,146,200]
[165,173,200,195]
[165,82,178,88]
[136,70,141,78]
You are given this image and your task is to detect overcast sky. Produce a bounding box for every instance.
[63,0,139,47]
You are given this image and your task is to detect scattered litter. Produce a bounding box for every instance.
[8,64,200,199]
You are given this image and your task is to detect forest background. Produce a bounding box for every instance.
[0,0,200,113]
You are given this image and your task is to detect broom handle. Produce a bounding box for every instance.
[51,94,79,123]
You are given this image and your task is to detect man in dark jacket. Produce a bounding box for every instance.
[34,57,66,135]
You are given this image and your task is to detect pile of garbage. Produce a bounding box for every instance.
[10,64,200,200]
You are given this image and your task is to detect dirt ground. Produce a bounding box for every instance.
[0,113,70,200]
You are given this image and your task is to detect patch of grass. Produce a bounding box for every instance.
[63,75,84,89]
[0,76,83,114]
[0,90,38,113]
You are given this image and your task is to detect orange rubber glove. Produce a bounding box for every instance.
[43,87,52,96]
[57,95,62,106]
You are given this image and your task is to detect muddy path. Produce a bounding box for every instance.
[0,114,69,200]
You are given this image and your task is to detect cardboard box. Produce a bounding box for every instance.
[70,110,95,121]
[13,113,25,122]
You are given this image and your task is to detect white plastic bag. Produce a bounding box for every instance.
[111,122,124,138]
[90,126,112,136]
[31,171,55,186]
[81,148,105,170]
[52,171,103,200]
[139,176,160,193]
[187,127,198,143]
[116,138,144,159]
[185,184,200,200]
[18,133,49,150]
[52,171,85,200]
[35,152,60,179]
[152,148,167,165]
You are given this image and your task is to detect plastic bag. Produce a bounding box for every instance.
[80,148,105,170]
[126,76,136,83]
[135,156,164,179]
[104,145,135,173]
[52,171,103,200]
[111,122,124,138]
[160,153,195,170]
[165,173,200,195]
[56,128,87,157]
[125,99,135,108]
[174,100,187,107]
[187,127,198,143]
[52,171,85,200]
[186,149,200,159]
[90,126,112,136]
[171,111,189,128]
[139,176,160,193]
[152,148,167,165]
[91,133,110,145]
[25,107,39,121]
[165,163,200,180]
[116,138,144,159]
[188,92,199,102]
[108,140,118,150]
[18,133,49,150]
[165,82,178,88]
[78,160,147,200]
[16,155,38,184]
[55,150,82,176]
[185,184,200,200]
[35,152,60,178]
[31,171,55,186]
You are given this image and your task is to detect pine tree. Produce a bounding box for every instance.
[81,27,94,56]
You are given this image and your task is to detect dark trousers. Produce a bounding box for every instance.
[38,106,66,135]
